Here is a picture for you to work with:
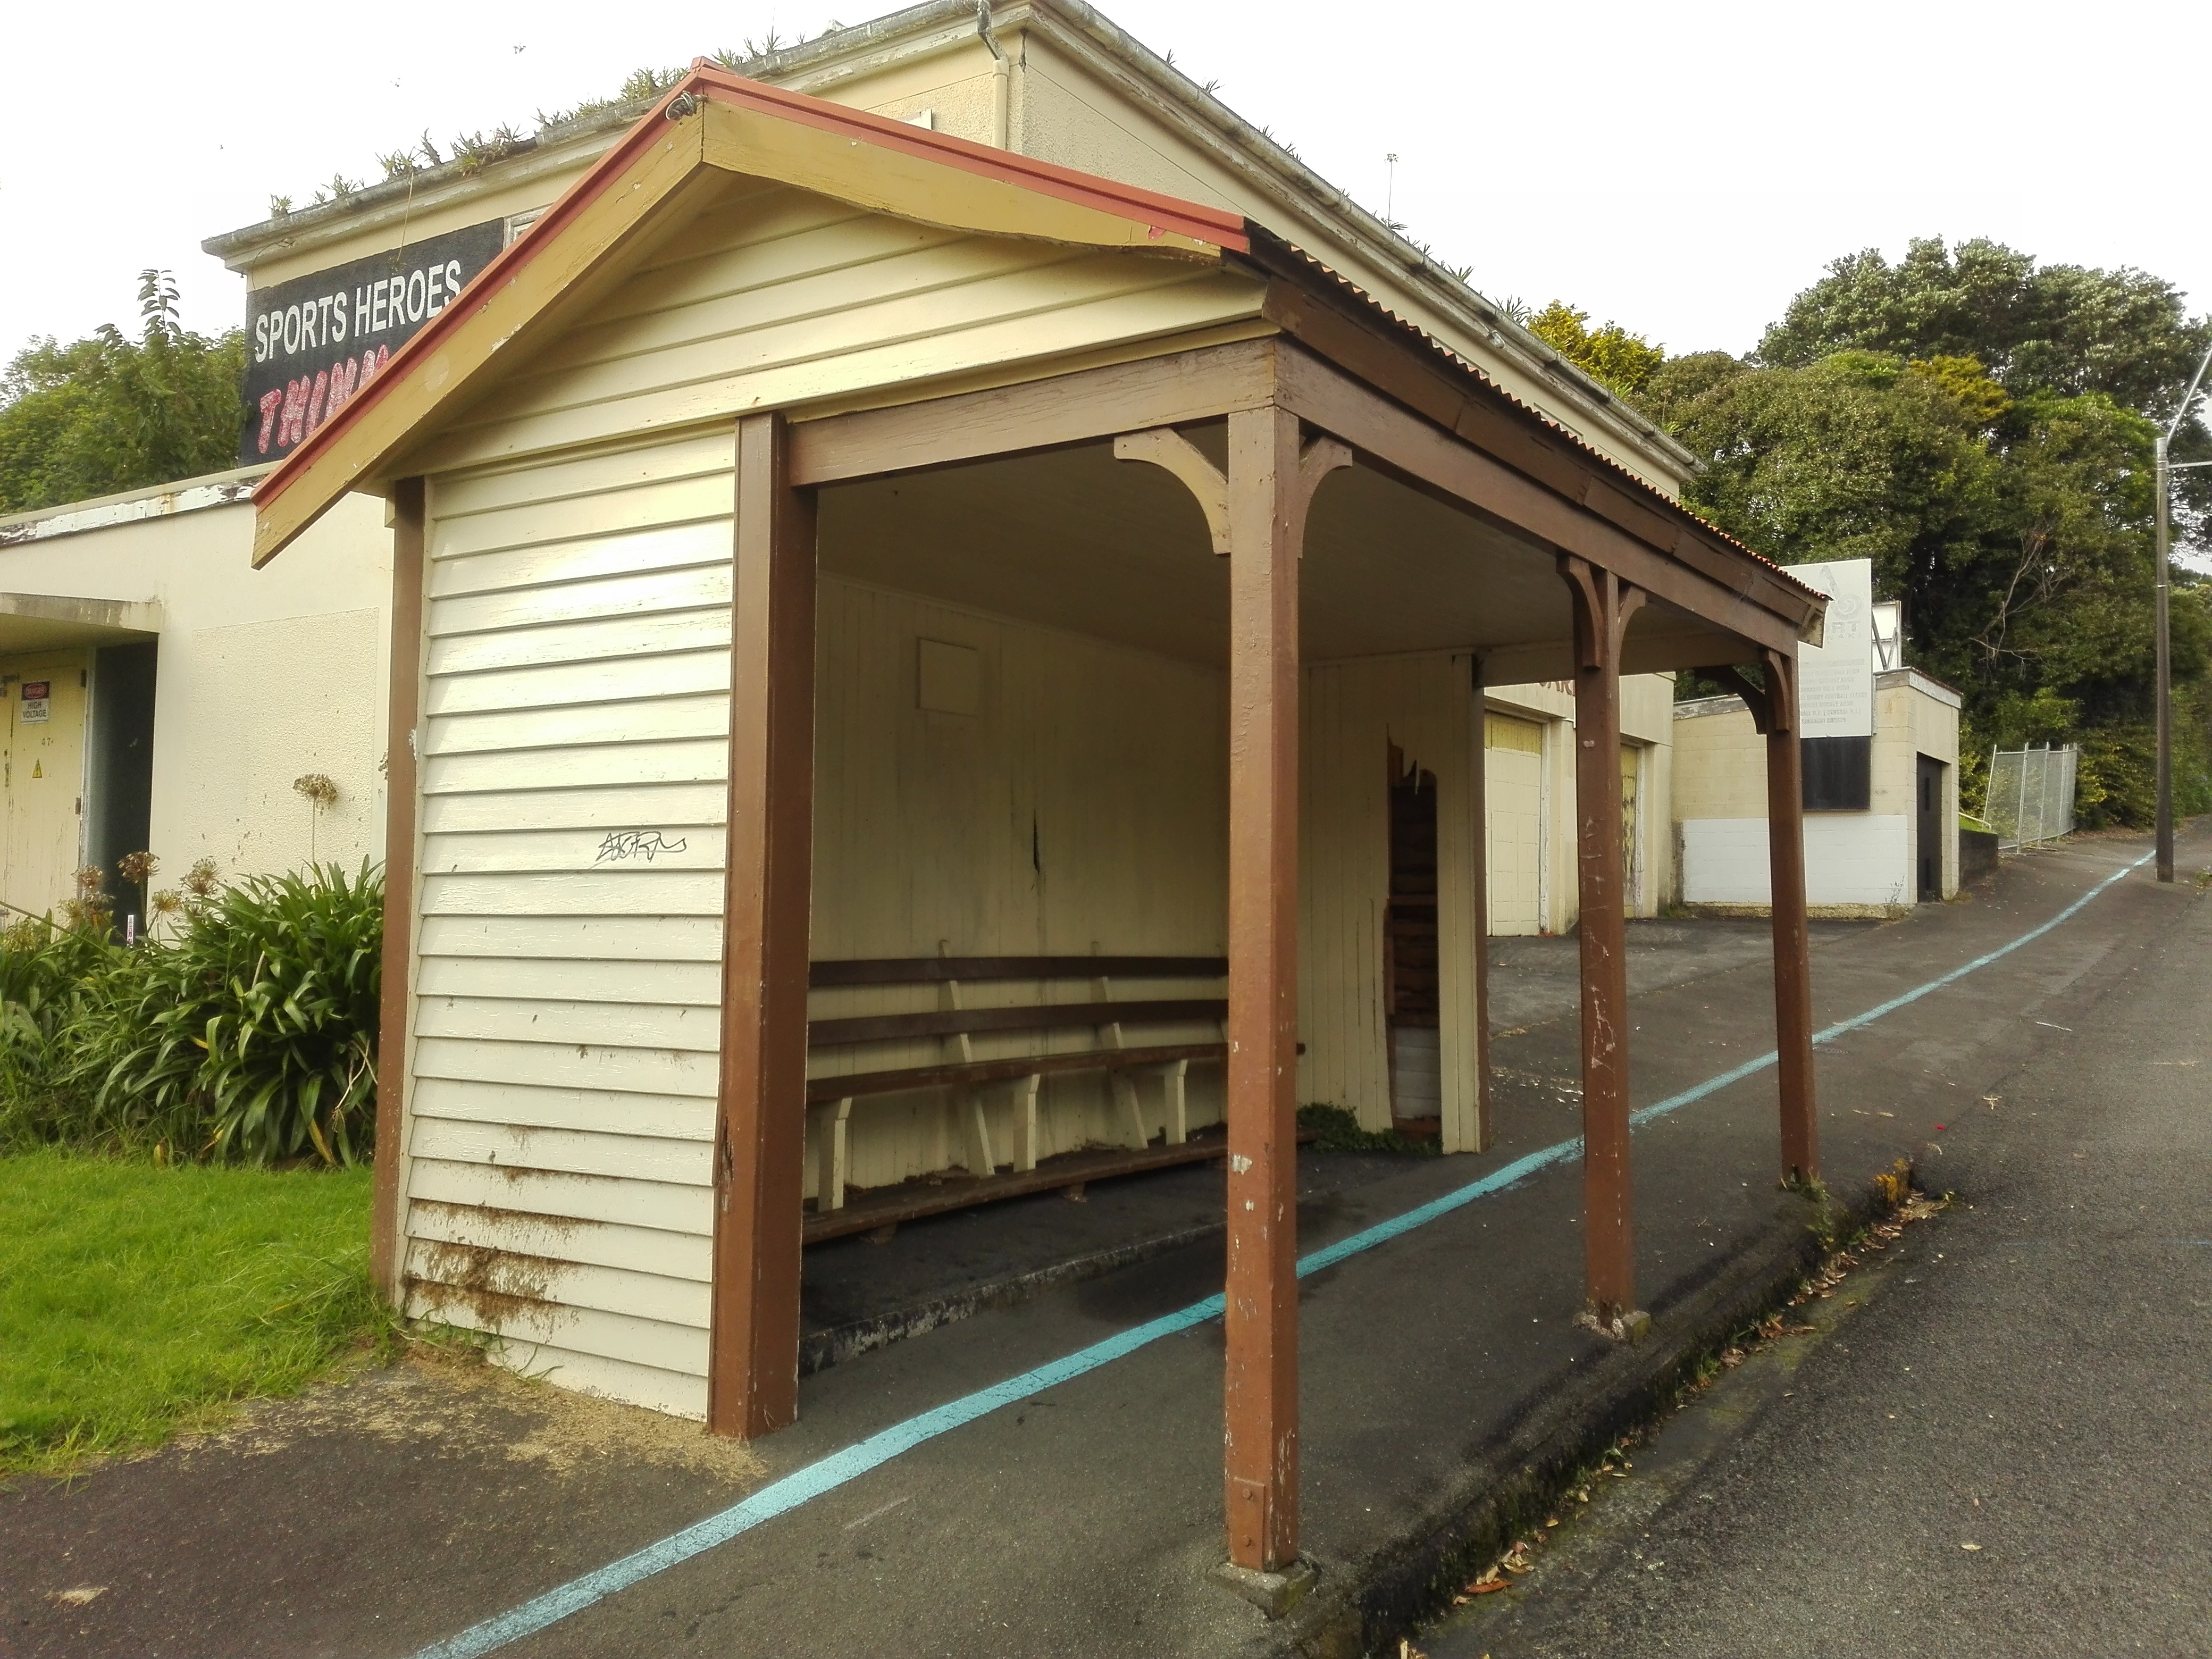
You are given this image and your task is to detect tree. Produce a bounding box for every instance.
[0,272,246,515]
[1757,237,2212,525]
[1640,340,2212,826]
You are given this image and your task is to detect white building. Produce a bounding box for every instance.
[0,473,389,923]
[1673,558,1960,915]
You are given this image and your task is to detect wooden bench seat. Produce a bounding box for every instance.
[805,955,1230,1227]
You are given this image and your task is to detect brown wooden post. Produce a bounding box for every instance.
[708,412,818,1439]
[1559,556,1645,1325]
[1470,655,1494,1152]
[1712,655,1820,1188]
[1220,404,1353,1577]
[371,477,425,1302]
[1115,411,1344,1580]
[1759,650,1819,1185]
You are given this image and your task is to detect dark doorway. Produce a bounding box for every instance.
[1916,753,1944,901]
[87,641,157,934]
[1385,743,1440,1131]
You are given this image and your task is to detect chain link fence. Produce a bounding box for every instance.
[1985,745,2078,850]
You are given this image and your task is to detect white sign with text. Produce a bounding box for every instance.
[1786,558,1874,738]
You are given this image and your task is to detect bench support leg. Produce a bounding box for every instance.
[1161,1060,1189,1146]
[814,1097,854,1212]
[1011,1074,1041,1172]
[1111,1072,1151,1151]
[953,1085,996,1177]
[709,412,816,1442]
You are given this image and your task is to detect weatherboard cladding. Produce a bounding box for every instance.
[389,192,1253,1404]
[407,177,1264,477]
[401,429,734,1418]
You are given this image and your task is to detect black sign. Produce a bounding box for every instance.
[240,218,506,466]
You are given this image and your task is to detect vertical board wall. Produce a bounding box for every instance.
[1300,655,1482,1150]
[807,580,1231,1190]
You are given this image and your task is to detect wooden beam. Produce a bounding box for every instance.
[1561,555,1645,1326]
[708,412,818,1440]
[786,338,1278,485]
[370,477,424,1303]
[1273,345,1806,658]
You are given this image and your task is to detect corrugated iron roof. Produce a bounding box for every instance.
[1252,233,1814,598]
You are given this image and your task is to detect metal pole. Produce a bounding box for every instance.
[2156,432,2173,882]
[2155,340,2212,883]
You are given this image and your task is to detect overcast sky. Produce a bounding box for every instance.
[4,1,2207,365]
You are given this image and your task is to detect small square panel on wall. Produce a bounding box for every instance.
[917,638,982,715]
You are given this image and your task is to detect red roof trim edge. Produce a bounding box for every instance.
[683,65,1249,250]
[254,66,1246,514]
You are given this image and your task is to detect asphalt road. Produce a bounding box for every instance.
[1430,843,2212,1658]
[7,835,2198,1659]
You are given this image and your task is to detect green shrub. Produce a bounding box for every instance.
[69,864,384,1163]
[0,919,116,1146]
[0,863,382,1164]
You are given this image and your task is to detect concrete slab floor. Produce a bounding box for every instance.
[2,831,2196,1659]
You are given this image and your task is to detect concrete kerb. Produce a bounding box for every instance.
[1271,1180,1895,1659]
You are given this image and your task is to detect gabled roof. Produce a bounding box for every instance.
[246,58,1819,637]
[250,65,1249,565]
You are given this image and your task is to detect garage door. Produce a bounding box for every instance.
[1486,713,1543,935]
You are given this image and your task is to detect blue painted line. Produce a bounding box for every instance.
[414,849,2154,1658]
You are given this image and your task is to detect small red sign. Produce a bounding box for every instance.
[21,682,47,700]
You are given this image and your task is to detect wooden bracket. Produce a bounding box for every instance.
[1117,424,1352,557]
[1708,664,1774,734]
[1557,554,1646,671]
[1707,646,1798,736]
[1115,428,1230,554]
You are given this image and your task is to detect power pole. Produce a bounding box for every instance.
[2155,340,2212,884]
[2156,429,2173,882]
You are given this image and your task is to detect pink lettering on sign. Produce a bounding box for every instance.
[257,388,286,455]
[323,356,361,424]
[277,378,311,448]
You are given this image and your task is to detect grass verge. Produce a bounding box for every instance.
[0,1147,390,1478]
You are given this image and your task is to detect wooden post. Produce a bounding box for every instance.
[371,477,424,1303]
[709,413,818,1439]
[1757,653,1818,1184]
[1712,654,1820,1187]
[1470,656,1494,1152]
[1559,556,1645,1325]
[1117,410,1345,1576]
[1222,404,1307,1574]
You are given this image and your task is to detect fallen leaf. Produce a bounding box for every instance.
[1469,1579,1511,1595]
[1960,1543,1983,1552]
[51,1588,105,1607]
